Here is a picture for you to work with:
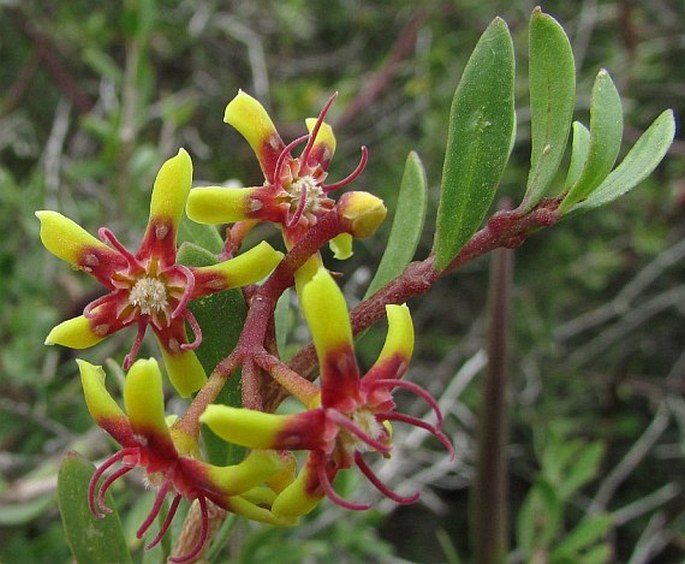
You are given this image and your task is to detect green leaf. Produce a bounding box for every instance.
[365,151,427,298]
[178,214,224,255]
[57,451,132,564]
[177,242,247,465]
[552,514,613,560]
[517,479,562,556]
[560,69,623,212]
[570,109,675,213]
[563,122,591,189]
[521,7,576,211]
[559,441,604,499]
[433,17,516,271]
[576,543,612,564]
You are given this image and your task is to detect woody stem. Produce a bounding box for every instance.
[286,201,560,382]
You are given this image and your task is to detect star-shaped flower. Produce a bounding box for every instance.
[201,267,454,517]
[78,358,296,563]
[185,90,383,258]
[37,149,283,396]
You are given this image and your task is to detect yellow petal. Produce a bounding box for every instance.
[148,148,193,230]
[123,358,168,436]
[271,461,324,518]
[45,316,106,349]
[299,267,353,363]
[201,405,285,449]
[35,210,113,267]
[305,117,336,164]
[159,346,207,398]
[77,359,126,424]
[228,494,298,526]
[205,450,285,495]
[193,241,283,291]
[224,90,284,182]
[375,304,414,365]
[186,186,261,225]
[292,254,323,294]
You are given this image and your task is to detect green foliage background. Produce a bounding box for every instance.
[1,1,683,562]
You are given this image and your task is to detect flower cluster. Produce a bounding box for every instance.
[40,92,452,560]
[202,266,454,517]
[78,358,296,563]
[37,149,282,396]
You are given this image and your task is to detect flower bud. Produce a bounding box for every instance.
[337,191,387,238]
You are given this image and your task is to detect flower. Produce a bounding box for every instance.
[78,358,296,563]
[201,267,454,517]
[185,90,381,256]
[37,149,283,396]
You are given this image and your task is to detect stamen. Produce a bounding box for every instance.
[171,265,195,318]
[326,409,391,455]
[180,309,203,351]
[379,412,455,459]
[98,227,142,272]
[274,134,310,187]
[323,146,368,193]
[88,448,138,518]
[354,452,420,504]
[300,92,337,166]
[136,479,172,539]
[286,183,309,228]
[123,321,148,370]
[129,277,168,316]
[169,496,209,563]
[371,378,444,428]
[145,493,182,550]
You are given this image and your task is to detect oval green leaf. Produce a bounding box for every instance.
[521,7,576,211]
[365,151,427,298]
[433,17,516,272]
[560,69,623,212]
[57,451,132,564]
[570,109,675,213]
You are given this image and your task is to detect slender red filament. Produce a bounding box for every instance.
[274,134,309,188]
[98,227,143,273]
[169,496,209,563]
[88,447,138,518]
[316,456,371,511]
[123,320,147,370]
[137,479,172,539]
[379,411,455,459]
[145,493,182,550]
[371,378,444,428]
[354,452,420,504]
[179,309,203,351]
[323,146,368,193]
[97,465,133,514]
[286,183,309,228]
[171,264,196,318]
[83,292,118,319]
[300,93,338,166]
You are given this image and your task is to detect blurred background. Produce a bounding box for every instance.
[1,0,683,562]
